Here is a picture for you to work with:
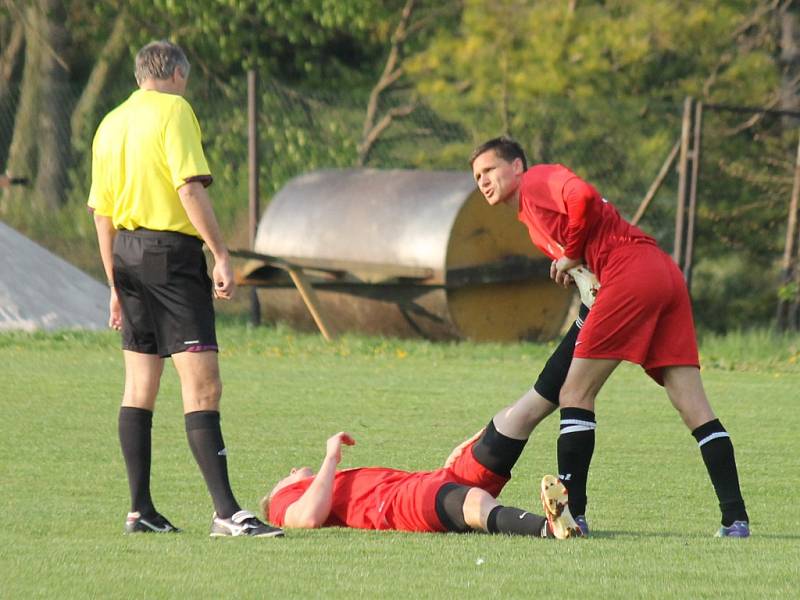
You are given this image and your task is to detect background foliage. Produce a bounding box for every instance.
[1,0,798,332]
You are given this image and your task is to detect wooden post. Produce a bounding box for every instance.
[286,268,335,341]
[777,132,800,330]
[683,101,703,290]
[674,97,693,265]
[631,139,680,226]
[247,69,261,326]
[791,221,800,329]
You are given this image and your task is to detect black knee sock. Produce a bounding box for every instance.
[557,407,596,517]
[185,411,240,519]
[692,419,749,526]
[487,506,547,537]
[471,419,528,477]
[118,406,156,517]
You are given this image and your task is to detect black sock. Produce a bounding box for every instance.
[487,506,547,537]
[557,407,596,517]
[118,406,156,517]
[471,419,528,477]
[692,419,749,526]
[185,411,241,519]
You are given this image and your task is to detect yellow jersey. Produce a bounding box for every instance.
[88,89,212,237]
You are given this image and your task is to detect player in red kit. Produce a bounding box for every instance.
[470,136,749,538]
[262,429,582,540]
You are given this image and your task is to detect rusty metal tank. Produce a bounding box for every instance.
[241,169,572,341]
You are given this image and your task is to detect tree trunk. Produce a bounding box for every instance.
[779,2,800,123]
[0,19,24,106]
[3,5,41,208]
[357,0,416,166]
[34,0,71,209]
[70,10,128,151]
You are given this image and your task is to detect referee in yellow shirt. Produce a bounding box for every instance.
[89,40,282,538]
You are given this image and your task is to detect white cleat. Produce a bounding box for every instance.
[540,475,583,539]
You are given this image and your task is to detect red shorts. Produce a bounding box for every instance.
[575,243,699,384]
[389,440,510,532]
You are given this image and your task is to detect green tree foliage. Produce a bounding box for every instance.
[404,0,793,330]
[138,0,404,84]
[1,0,796,330]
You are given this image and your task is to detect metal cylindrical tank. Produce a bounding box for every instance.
[245,169,572,341]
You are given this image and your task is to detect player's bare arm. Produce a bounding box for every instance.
[283,432,355,528]
[92,212,122,330]
[177,181,235,300]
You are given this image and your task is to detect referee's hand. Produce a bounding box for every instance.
[212,258,236,300]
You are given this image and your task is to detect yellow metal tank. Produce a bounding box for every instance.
[241,169,572,341]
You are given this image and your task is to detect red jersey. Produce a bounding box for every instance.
[517,164,655,280]
[269,442,508,532]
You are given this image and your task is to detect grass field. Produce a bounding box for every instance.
[1,322,798,599]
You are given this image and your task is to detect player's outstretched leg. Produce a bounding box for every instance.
[540,475,582,539]
[440,484,579,539]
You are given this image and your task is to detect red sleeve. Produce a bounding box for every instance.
[561,176,595,259]
[268,483,307,526]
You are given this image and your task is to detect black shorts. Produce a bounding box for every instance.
[112,229,217,357]
[533,303,590,404]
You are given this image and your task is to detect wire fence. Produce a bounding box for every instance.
[1,73,797,331]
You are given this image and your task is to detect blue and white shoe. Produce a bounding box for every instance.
[573,515,590,537]
[716,520,750,538]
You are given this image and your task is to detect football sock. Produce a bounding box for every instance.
[118,406,156,517]
[471,419,528,476]
[533,303,589,404]
[692,419,749,526]
[487,506,548,537]
[557,407,596,517]
[185,410,241,519]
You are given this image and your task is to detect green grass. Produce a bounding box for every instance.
[1,324,798,599]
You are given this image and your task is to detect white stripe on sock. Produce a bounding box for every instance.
[698,431,729,447]
[560,425,596,435]
[560,418,596,428]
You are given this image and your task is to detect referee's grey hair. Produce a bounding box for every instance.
[134,40,191,85]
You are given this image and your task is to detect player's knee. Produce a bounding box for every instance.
[122,380,160,409]
[462,488,494,530]
[558,384,594,409]
[184,377,222,411]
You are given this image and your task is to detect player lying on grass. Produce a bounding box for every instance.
[261,427,582,539]
[263,272,598,538]
[261,299,598,539]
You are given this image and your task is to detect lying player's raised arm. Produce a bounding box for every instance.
[283,432,355,528]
